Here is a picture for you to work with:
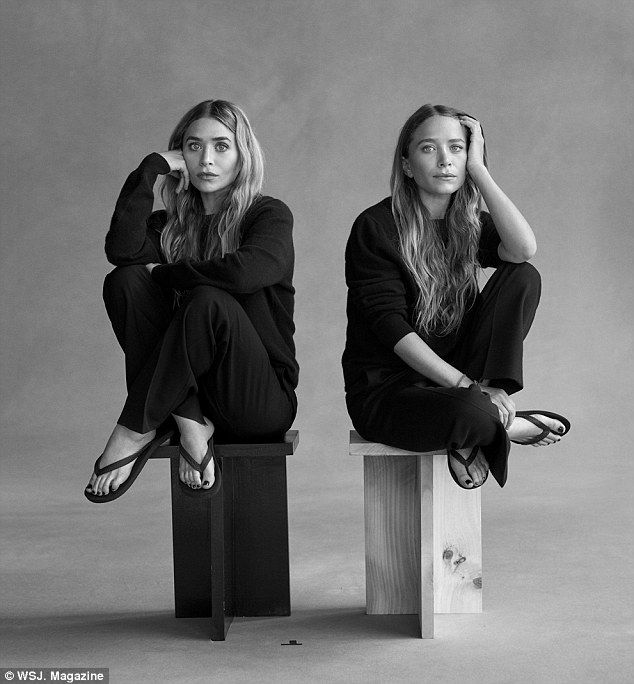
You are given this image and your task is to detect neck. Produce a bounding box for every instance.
[200,189,228,214]
[419,192,451,219]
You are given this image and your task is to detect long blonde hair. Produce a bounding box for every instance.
[390,104,487,337]
[160,100,264,262]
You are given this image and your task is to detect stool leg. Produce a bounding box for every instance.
[169,457,234,640]
[364,454,420,614]
[432,453,482,613]
[230,455,290,616]
[417,456,434,638]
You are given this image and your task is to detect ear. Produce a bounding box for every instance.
[402,157,413,178]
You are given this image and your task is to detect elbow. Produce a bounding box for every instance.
[503,240,537,263]
[105,248,122,266]
[523,241,537,261]
[522,228,538,261]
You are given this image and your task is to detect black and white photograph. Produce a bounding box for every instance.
[1,1,632,682]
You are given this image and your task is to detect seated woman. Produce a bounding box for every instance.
[85,100,298,502]
[343,104,569,489]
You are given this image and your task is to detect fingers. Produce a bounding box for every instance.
[459,115,480,129]
[495,401,509,428]
[483,388,515,428]
[159,150,189,193]
[498,395,515,429]
[504,396,516,429]
[458,116,483,142]
[175,168,189,194]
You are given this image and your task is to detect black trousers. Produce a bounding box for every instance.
[346,262,542,487]
[103,266,295,442]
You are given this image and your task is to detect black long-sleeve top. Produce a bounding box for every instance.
[342,196,502,395]
[105,153,299,399]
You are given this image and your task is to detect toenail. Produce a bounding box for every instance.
[203,481,209,486]
[465,479,472,485]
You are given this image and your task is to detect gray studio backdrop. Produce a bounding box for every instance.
[2,0,632,574]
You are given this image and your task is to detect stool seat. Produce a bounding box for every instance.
[152,430,298,641]
[349,431,482,639]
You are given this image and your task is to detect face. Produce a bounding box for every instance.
[182,117,240,200]
[402,115,467,203]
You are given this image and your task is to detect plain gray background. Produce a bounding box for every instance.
[2,1,633,682]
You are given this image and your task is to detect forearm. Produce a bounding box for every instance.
[393,333,472,388]
[106,154,169,263]
[469,165,536,262]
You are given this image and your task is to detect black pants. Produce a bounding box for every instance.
[346,262,542,487]
[103,266,295,442]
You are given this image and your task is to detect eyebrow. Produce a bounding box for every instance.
[185,135,231,142]
[416,137,466,145]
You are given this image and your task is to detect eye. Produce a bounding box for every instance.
[188,142,202,151]
[215,142,229,152]
[421,145,435,152]
[450,144,464,152]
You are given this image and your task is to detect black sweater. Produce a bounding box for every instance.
[105,153,299,399]
[342,197,502,394]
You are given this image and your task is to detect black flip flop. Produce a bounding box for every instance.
[178,438,222,498]
[447,446,489,490]
[511,410,571,445]
[85,425,174,504]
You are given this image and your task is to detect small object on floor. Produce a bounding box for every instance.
[511,410,571,445]
[447,446,488,490]
[178,438,222,498]
[85,425,174,504]
[281,639,302,645]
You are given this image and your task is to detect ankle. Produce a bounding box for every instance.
[112,424,155,444]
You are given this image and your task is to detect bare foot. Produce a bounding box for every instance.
[86,425,157,496]
[448,447,489,488]
[174,415,215,490]
[508,414,566,446]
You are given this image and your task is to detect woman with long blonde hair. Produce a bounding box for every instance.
[85,100,298,502]
[343,104,569,488]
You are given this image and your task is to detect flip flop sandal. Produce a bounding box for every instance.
[85,425,174,504]
[447,446,489,490]
[511,410,571,445]
[178,437,222,498]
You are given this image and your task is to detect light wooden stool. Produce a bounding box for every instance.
[350,430,482,638]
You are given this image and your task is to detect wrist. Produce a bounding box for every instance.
[467,163,489,182]
[454,373,474,389]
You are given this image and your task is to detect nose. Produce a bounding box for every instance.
[437,152,452,168]
[200,146,214,167]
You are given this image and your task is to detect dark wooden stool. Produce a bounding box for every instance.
[150,430,299,640]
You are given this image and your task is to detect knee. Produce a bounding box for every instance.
[508,261,541,293]
[183,286,239,320]
[103,265,151,302]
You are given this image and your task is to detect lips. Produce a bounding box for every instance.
[434,174,456,178]
[197,173,218,179]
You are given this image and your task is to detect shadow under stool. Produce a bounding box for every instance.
[349,430,482,638]
[150,430,299,641]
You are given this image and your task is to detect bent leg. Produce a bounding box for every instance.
[348,382,510,486]
[119,286,295,439]
[453,261,541,395]
[103,265,174,388]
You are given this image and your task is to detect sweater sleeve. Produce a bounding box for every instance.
[151,198,294,293]
[345,212,416,349]
[477,211,504,268]
[105,153,170,265]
